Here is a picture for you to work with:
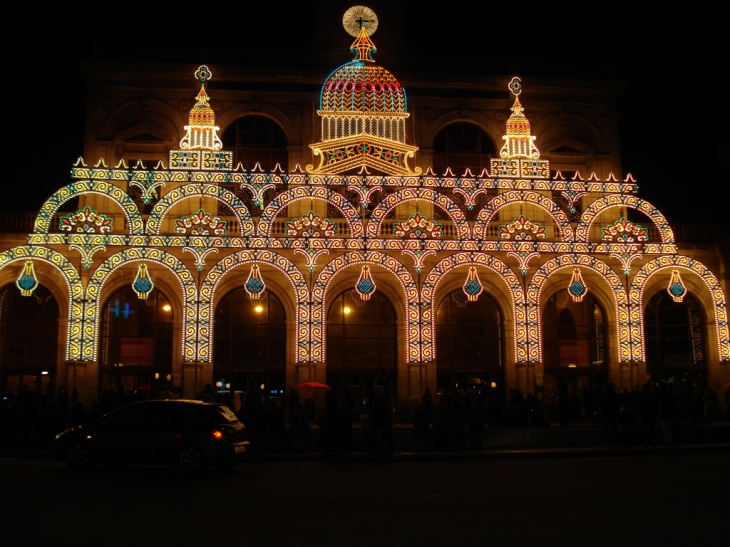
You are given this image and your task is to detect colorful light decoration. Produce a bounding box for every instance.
[175,208,227,236]
[132,263,154,299]
[462,266,484,302]
[355,265,376,300]
[601,217,648,242]
[393,211,442,239]
[58,207,113,233]
[498,215,546,240]
[567,268,588,302]
[16,260,39,296]
[285,210,337,237]
[667,269,687,302]
[245,265,265,300]
[1,31,727,392]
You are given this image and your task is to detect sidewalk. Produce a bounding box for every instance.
[2,422,727,462]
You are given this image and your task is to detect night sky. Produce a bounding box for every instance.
[11,1,726,223]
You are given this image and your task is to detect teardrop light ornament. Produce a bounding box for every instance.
[245,264,265,301]
[16,260,39,296]
[355,265,376,301]
[567,268,588,302]
[667,269,687,303]
[132,263,154,300]
[462,266,484,302]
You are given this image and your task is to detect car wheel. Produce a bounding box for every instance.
[179,446,206,472]
[66,442,92,469]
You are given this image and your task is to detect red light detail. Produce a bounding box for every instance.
[211,430,224,440]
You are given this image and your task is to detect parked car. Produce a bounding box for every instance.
[54,400,249,471]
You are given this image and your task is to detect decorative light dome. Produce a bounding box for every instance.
[320,63,406,113]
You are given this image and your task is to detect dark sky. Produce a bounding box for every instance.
[11,1,726,222]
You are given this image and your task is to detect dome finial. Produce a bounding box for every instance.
[350,19,377,62]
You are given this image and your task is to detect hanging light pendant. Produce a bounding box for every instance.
[245,264,265,300]
[16,260,39,297]
[132,263,154,299]
[462,266,483,302]
[567,268,588,302]
[355,265,376,301]
[667,269,687,302]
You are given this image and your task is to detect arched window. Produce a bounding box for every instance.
[222,116,289,172]
[644,292,706,380]
[0,285,59,394]
[542,292,607,416]
[435,289,503,392]
[326,291,397,404]
[213,289,286,394]
[432,122,495,175]
[99,286,173,399]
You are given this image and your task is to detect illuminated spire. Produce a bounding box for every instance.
[350,20,377,62]
[462,266,483,302]
[355,266,376,301]
[567,268,588,302]
[500,77,540,159]
[132,263,154,299]
[179,66,223,151]
[667,269,687,302]
[245,265,265,301]
[16,260,38,296]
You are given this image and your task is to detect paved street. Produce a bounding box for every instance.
[2,452,727,546]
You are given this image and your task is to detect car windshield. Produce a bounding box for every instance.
[207,405,239,424]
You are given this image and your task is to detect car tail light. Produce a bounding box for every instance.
[211,430,224,440]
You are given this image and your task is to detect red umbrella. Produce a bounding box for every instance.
[294,382,331,390]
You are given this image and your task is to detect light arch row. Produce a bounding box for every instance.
[258,186,364,237]
[630,255,729,362]
[313,251,419,363]
[576,194,674,243]
[86,248,198,362]
[146,184,255,235]
[0,246,84,360]
[527,254,629,363]
[35,181,144,234]
[365,188,470,239]
[474,190,574,241]
[421,252,527,363]
[200,250,309,363]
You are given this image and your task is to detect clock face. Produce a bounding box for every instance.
[342,5,378,37]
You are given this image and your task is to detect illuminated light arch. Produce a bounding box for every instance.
[0,246,84,360]
[576,194,674,243]
[631,255,729,362]
[365,188,470,239]
[258,186,364,237]
[313,251,418,363]
[86,248,197,362]
[201,250,309,363]
[527,254,629,363]
[473,190,573,241]
[146,184,254,235]
[35,181,144,234]
[421,253,526,363]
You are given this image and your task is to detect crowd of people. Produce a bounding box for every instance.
[1,375,728,451]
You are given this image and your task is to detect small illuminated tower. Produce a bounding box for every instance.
[308,7,420,176]
[169,66,232,170]
[491,77,550,179]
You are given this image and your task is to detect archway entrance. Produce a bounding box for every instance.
[326,290,397,407]
[644,291,706,384]
[213,289,286,397]
[542,291,607,421]
[435,289,503,395]
[0,284,59,395]
[99,286,173,400]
